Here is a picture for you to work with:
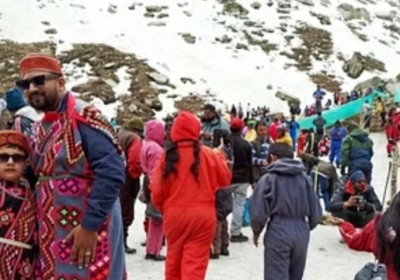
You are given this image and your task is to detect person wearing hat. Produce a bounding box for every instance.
[123,117,144,138]
[228,117,254,243]
[328,170,382,228]
[5,87,40,136]
[0,130,36,280]
[18,53,126,279]
[275,125,293,147]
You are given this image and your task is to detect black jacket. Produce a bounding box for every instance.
[328,180,382,213]
[230,132,254,184]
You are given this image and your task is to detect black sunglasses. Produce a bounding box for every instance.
[0,153,27,164]
[16,74,61,90]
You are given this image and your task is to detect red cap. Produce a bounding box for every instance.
[230,117,244,129]
[19,53,62,76]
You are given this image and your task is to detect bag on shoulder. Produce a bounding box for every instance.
[145,202,163,221]
[354,262,387,280]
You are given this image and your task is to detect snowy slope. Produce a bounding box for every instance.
[0,0,399,117]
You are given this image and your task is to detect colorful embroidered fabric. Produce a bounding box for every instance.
[0,179,36,280]
[31,93,126,280]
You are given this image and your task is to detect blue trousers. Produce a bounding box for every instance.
[264,218,309,280]
[310,171,330,211]
[329,141,341,165]
[290,132,297,151]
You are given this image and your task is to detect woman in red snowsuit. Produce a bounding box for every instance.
[333,192,400,280]
[386,119,399,156]
[296,129,307,156]
[151,111,232,280]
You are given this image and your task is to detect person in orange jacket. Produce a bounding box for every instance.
[150,111,232,280]
[331,192,400,280]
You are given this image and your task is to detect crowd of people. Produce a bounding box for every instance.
[0,52,399,280]
[302,84,383,117]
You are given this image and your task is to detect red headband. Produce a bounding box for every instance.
[0,130,30,154]
[19,53,62,76]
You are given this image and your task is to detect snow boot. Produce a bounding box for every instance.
[221,246,230,256]
[145,254,166,261]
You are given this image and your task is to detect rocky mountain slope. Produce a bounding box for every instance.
[0,0,399,122]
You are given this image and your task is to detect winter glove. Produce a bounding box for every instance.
[340,166,347,176]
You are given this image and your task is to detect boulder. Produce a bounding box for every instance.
[342,54,364,79]
[375,11,395,21]
[384,79,400,95]
[275,90,300,105]
[296,0,314,6]
[146,5,162,13]
[148,99,163,111]
[338,4,371,21]
[181,33,196,44]
[353,76,381,91]
[251,2,261,9]
[71,79,117,104]
[147,72,169,85]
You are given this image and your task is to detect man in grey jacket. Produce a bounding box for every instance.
[201,103,230,147]
[250,143,322,280]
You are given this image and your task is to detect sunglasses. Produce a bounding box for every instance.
[16,74,61,90]
[0,153,27,164]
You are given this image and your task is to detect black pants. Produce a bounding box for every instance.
[331,210,375,228]
[120,178,141,237]
[264,218,309,280]
[380,111,386,127]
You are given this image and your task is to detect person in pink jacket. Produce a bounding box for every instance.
[141,120,166,261]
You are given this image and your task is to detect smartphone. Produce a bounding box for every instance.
[212,129,224,148]
[353,195,364,204]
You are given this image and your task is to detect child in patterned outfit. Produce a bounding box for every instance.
[0,130,36,280]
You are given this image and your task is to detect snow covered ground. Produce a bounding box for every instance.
[0,0,399,118]
[126,133,391,280]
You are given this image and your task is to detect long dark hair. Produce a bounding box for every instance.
[162,141,201,181]
[376,193,400,278]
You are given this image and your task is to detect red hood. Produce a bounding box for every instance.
[345,180,367,195]
[171,111,201,142]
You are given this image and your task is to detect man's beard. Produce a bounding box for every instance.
[28,90,57,111]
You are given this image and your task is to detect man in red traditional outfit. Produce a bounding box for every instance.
[17,53,126,279]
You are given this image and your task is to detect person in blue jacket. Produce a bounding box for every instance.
[289,115,300,151]
[313,85,326,113]
[328,121,347,168]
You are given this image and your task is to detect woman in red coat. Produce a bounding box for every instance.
[296,129,308,156]
[332,193,400,280]
[386,119,399,157]
[150,111,232,280]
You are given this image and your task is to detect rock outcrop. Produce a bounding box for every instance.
[342,54,364,79]
[337,3,371,21]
